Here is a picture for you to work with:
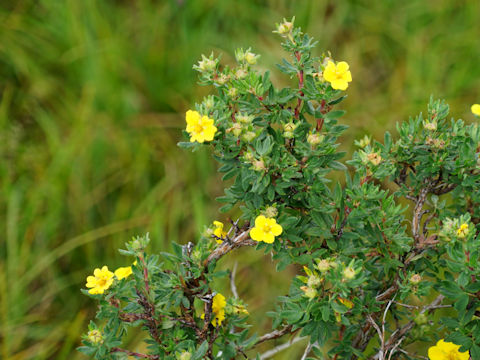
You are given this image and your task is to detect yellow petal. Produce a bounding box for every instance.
[344,70,352,82]
[250,227,263,241]
[331,79,348,90]
[88,287,103,295]
[336,61,349,73]
[271,223,283,236]
[203,126,217,141]
[186,110,200,126]
[115,266,132,280]
[471,104,480,116]
[255,215,267,228]
[324,61,336,72]
[263,232,275,244]
[428,345,444,359]
[201,116,214,126]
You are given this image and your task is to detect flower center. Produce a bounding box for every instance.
[98,278,107,287]
[194,123,204,134]
[262,224,272,233]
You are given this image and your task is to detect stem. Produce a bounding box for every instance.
[203,230,256,268]
[255,325,294,345]
[294,51,304,119]
[111,347,159,359]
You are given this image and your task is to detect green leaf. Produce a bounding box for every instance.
[193,341,209,360]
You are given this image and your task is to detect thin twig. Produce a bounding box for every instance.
[255,325,294,345]
[300,341,314,360]
[230,262,239,299]
[372,295,446,359]
[259,336,306,360]
[111,347,159,359]
[396,348,428,360]
[204,230,256,267]
[367,314,384,359]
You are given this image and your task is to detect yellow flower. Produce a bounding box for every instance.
[85,266,114,295]
[202,293,226,327]
[185,110,217,143]
[457,223,469,238]
[323,61,352,90]
[213,221,227,244]
[428,339,469,360]
[471,104,480,117]
[87,329,103,344]
[250,215,283,244]
[114,266,133,280]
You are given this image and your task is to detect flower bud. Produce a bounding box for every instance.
[409,273,422,285]
[307,275,321,288]
[356,135,370,148]
[235,68,248,80]
[178,352,192,360]
[237,113,254,124]
[275,18,294,36]
[228,123,243,137]
[87,329,103,344]
[196,54,216,72]
[342,266,356,280]
[307,133,324,147]
[423,121,437,131]
[243,151,254,162]
[242,131,257,142]
[245,51,258,65]
[300,286,317,299]
[252,159,266,171]
[316,259,331,272]
[227,87,238,98]
[215,74,229,86]
[131,239,143,251]
[367,152,382,166]
[264,206,278,218]
[283,122,297,139]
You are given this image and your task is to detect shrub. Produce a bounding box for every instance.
[79,19,479,359]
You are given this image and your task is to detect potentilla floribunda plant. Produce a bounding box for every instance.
[79,18,480,360]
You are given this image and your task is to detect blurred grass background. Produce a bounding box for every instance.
[1,0,479,359]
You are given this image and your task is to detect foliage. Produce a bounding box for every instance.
[80,20,480,359]
[2,1,480,359]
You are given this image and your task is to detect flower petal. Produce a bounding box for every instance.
[263,233,275,244]
[336,61,349,72]
[250,227,263,241]
[255,215,267,228]
[271,223,283,236]
[331,80,348,90]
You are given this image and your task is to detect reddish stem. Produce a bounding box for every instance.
[140,255,150,294]
[111,347,158,359]
[294,51,304,119]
